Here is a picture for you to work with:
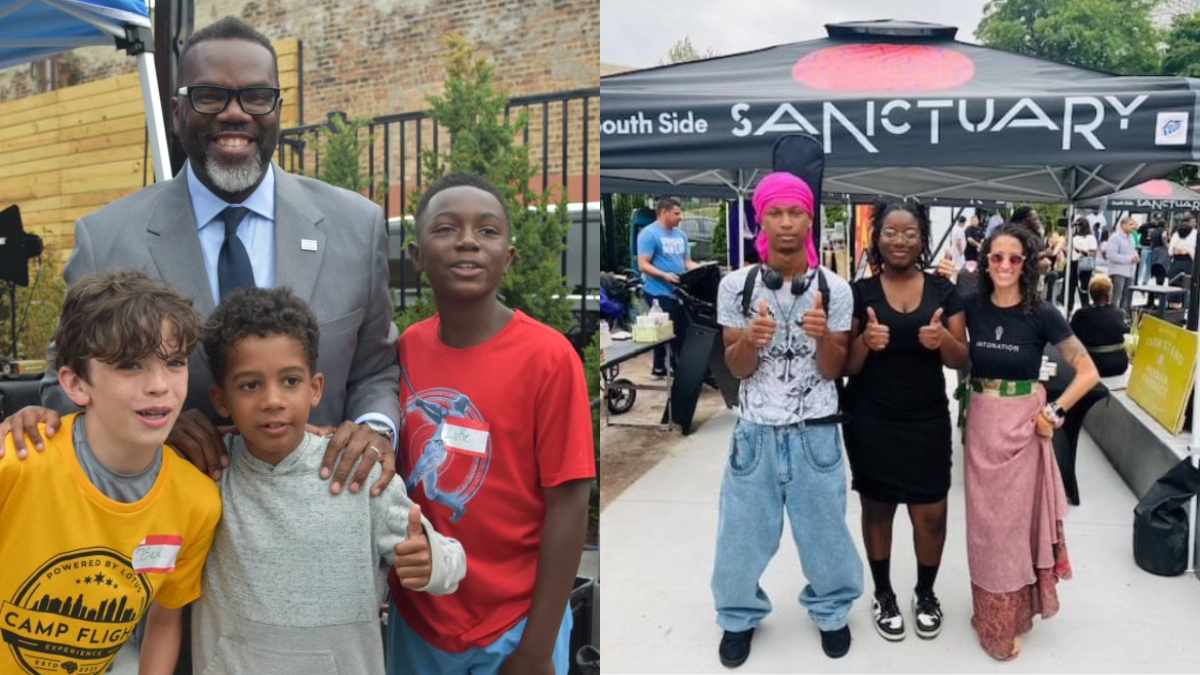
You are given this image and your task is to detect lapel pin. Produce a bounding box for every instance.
[301,239,318,252]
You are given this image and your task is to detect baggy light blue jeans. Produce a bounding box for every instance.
[711,418,863,633]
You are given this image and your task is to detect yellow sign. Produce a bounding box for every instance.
[1127,315,1198,434]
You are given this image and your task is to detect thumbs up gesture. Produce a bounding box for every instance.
[862,306,890,351]
[918,307,946,350]
[936,250,956,280]
[802,291,828,339]
[747,299,777,349]
[392,503,434,590]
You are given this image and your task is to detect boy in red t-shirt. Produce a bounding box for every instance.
[386,172,595,674]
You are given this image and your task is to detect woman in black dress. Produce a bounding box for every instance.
[844,203,969,643]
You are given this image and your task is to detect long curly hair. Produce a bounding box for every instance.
[866,201,932,273]
[978,224,1041,312]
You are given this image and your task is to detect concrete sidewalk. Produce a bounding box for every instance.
[600,404,1200,673]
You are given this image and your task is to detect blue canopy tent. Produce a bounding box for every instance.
[0,0,171,181]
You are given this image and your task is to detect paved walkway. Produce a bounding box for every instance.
[600,401,1200,673]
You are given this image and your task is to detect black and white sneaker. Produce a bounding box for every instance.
[871,591,905,641]
[912,590,943,639]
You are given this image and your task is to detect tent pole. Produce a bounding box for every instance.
[1065,203,1077,315]
[136,50,172,182]
[724,192,732,268]
[736,169,746,269]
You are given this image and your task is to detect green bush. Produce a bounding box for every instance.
[0,247,68,363]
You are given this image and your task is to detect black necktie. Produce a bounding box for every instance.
[217,206,255,301]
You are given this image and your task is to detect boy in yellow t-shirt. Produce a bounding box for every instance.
[0,271,221,675]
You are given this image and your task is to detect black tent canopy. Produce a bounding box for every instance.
[1079,178,1200,211]
[601,19,1200,208]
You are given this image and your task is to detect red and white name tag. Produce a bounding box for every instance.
[441,417,490,457]
[132,535,183,573]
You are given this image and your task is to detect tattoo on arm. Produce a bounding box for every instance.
[1058,336,1088,366]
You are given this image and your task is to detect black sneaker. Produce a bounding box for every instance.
[912,590,943,639]
[819,625,852,659]
[718,628,754,668]
[871,591,905,641]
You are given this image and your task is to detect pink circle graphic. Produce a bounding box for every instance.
[1139,180,1173,198]
[792,44,975,92]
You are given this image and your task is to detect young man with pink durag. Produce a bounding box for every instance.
[711,171,863,668]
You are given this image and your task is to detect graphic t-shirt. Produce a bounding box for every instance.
[964,295,1072,380]
[637,221,689,298]
[716,265,853,425]
[391,311,596,652]
[0,413,220,674]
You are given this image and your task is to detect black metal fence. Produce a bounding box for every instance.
[275,88,599,330]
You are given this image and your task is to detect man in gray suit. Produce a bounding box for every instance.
[1,17,398,497]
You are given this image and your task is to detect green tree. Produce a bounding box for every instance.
[395,35,573,334]
[662,36,718,65]
[606,193,646,272]
[976,0,1161,75]
[313,113,386,204]
[711,201,727,265]
[1163,11,1200,77]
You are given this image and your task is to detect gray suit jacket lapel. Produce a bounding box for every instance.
[147,175,215,316]
[273,167,326,303]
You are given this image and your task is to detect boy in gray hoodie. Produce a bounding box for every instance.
[190,287,465,674]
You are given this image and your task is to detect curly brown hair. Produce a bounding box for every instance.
[978,224,1042,312]
[55,271,201,381]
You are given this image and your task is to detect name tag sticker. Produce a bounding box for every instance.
[133,535,183,573]
[441,417,490,456]
[301,238,319,251]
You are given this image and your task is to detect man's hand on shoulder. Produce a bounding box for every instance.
[320,421,395,495]
[0,406,61,459]
[168,410,228,480]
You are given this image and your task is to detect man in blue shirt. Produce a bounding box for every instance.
[637,197,699,377]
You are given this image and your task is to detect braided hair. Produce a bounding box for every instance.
[866,201,932,273]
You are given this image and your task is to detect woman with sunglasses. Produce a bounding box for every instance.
[844,203,968,643]
[962,225,1099,660]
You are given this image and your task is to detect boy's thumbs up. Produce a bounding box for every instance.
[929,307,945,326]
[866,306,879,324]
[756,299,770,318]
[393,503,433,590]
[407,503,424,539]
[811,291,823,312]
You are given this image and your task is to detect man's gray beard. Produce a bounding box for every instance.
[204,154,265,195]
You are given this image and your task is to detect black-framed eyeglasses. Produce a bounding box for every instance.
[177,86,281,115]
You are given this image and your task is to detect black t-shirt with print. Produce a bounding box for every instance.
[964,294,1072,380]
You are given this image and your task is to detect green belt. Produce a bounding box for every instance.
[969,378,1037,397]
[1086,343,1126,355]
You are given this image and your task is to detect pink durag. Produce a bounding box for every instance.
[752,171,820,268]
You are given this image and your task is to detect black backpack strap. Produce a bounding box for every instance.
[816,266,829,307]
[740,264,761,319]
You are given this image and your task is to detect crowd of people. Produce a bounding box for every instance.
[706,171,1104,668]
[0,17,594,675]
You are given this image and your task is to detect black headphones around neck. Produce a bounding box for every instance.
[760,266,815,297]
